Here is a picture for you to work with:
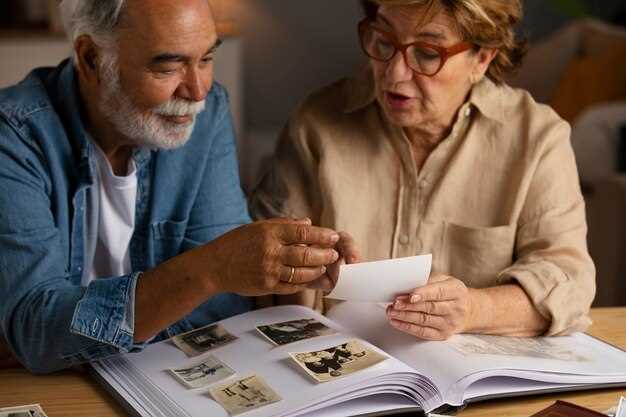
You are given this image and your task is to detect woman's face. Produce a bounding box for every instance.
[370,6,486,129]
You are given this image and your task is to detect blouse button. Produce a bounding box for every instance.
[399,235,410,245]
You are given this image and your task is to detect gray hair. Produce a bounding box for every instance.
[60,0,126,46]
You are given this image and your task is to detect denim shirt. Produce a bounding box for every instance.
[0,60,253,373]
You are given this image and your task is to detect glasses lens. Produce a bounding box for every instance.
[360,25,395,61]
[407,45,442,75]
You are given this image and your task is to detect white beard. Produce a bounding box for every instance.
[98,56,206,150]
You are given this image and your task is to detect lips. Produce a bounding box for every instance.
[385,91,414,110]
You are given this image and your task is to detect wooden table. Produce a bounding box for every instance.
[1,308,625,417]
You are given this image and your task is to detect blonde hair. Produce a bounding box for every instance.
[361,0,527,83]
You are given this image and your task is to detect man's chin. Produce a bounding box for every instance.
[133,128,194,150]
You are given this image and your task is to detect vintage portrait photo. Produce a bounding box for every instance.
[0,404,47,417]
[289,339,387,383]
[172,324,238,357]
[256,318,336,346]
[170,355,235,389]
[209,375,282,415]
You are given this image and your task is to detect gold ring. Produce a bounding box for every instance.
[288,266,296,284]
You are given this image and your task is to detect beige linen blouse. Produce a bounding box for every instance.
[250,70,595,336]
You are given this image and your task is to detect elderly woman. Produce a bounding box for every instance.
[250,0,595,340]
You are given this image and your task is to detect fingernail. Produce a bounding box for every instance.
[410,294,421,304]
[320,266,327,274]
[330,233,340,243]
[301,217,312,225]
[394,301,402,309]
[388,310,397,317]
[332,250,339,261]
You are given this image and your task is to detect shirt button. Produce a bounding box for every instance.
[399,235,410,245]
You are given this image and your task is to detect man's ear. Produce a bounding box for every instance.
[74,35,102,85]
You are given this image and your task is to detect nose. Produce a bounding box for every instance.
[177,67,212,103]
[385,50,414,84]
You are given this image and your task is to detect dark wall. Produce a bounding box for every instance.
[240,0,365,129]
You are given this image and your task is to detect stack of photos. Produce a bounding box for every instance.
[289,339,387,383]
[209,375,282,416]
[0,404,48,417]
[172,323,238,357]
[256,318,336,346]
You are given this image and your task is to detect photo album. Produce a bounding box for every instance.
[91,302,626,417]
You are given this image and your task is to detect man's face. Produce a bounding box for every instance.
[98,0,218,149]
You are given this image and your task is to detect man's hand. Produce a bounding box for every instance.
[135,218,349,342]
[198,218,343,296]
[306,231,361,292]
[386,274,474,341]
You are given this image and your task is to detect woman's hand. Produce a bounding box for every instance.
[386,274,475,340]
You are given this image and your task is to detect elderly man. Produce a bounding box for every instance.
[0,0,351,374]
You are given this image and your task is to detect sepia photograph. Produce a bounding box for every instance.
[170,355,235,389]
[256,318,336,346]
[289,339,387,383]
[0,404,48,417]
[172,324,238,357]
[209,375,282,415]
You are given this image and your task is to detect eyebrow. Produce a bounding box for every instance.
[149,38,222,65]
[375,15,448,41]
[415,31,447,41]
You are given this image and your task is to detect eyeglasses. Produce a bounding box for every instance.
[358,19,474,77]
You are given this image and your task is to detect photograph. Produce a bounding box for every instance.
[0,405,47,417]
[256,318,336,346]
[172,323,238,357]
[209,375,282,416]
[289,339,387,383]
[170,355,235,389]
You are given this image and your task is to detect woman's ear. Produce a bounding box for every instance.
[471,48,498,84]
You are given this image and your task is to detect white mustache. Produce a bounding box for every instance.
[153,99,205,117]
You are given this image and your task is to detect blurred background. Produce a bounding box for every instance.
[1,0,625,306]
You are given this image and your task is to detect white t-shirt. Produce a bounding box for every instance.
[83,145,137,286]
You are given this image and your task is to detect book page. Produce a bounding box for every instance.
[95,305,423,417]
[327,301,626,406]
[448,334,589,362]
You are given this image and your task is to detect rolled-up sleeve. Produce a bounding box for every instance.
[498,120,596,335]
[70,272,146,351]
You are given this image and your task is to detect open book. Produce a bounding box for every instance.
[91,303,626,417]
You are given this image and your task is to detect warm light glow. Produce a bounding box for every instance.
[209,0,241,35]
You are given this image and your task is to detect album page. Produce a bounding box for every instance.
[327,301,626,407]
[93,305,434,417]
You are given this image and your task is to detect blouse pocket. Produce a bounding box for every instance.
[149,219,189,265]
[443,222,516,288]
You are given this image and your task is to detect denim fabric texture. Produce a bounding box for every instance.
[0,60,253,373]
